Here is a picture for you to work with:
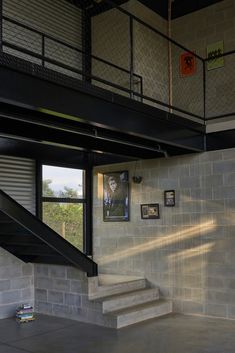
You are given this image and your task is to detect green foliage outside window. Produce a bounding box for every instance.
[42,180,83,251]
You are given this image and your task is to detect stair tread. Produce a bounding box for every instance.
[98,274,145,287]
[106,299,171,316]
[94,287,159,303]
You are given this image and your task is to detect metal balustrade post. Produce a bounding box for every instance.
[82,9,91,84]
[203,60,206,124]
[0,0,3,52]
[42,34,45,67]
[129,16,134,99]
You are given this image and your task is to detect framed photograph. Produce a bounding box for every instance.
[180,51,196,77]
[207,41,224,71]
[103,171,129,222]
[164,190,175,207]
[141,204,160,219]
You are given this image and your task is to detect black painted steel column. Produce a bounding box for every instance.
[203,60,206,124]
[84,153,93,256]
[82,9,92,84]
[0,0,3,52]
[129,16,134,99]
[36,161,42,219]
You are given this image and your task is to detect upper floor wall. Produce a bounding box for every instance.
[1,0,234,135]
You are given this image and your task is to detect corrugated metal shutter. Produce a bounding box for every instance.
[3,0,83,78]
[0,155,36,215]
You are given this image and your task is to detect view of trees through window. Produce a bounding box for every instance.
[42,166,84,251]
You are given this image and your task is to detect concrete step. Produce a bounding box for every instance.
[105,300,173,329]
[96,288,160,313]
[89,275,147,300]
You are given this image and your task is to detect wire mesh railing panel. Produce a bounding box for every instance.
[91,7,130,70]
[3,0,83,49]
[0,0,212,124]
[3,20,42,55]
[91,5,131,97]
[171,44,204,120]
[45,38,83,80]
[133,19,169,108]
[91,58,131,97]
[206,53,235,120]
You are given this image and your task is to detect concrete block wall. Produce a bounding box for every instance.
[92,1,169,104]
[93,147,235,320]
[0,155,35,319]
[34,264,106,326]
[172,0,235,119]
[0,248,34,319]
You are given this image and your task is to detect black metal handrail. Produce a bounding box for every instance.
[2,8,234,124]
[2,15,142,94]
[0,188,98,277]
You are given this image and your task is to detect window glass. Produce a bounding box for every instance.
[43,202,83,251]
[42,165,83,198]
[42,165,85,251]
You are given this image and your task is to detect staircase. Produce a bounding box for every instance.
[88,274,172,328]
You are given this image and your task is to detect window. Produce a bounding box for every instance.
[42,165,85,251]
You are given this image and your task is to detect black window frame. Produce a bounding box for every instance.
[36,161,93,255]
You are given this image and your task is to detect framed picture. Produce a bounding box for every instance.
[103,171,129,222]
[180,51,196,77]
[207,41,224,71]
[141,204,160,219]
[164,190,175,207]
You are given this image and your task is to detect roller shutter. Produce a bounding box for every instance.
[0,155,36,215]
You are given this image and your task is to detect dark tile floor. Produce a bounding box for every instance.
[0,313,235,353]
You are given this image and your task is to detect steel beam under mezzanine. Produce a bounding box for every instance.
[0,64,205,158]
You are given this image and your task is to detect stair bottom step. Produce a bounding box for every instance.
[106,300,172,329]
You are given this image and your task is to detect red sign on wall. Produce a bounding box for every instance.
[180,51,196,77]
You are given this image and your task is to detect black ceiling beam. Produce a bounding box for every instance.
[131,0,223,19]
[206,129,235,151]
[0,114,168,160]
[171,0,223,19]
[0,65,205,154]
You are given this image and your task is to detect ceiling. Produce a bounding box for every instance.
[70,0,223,19]
[139,0,223,19]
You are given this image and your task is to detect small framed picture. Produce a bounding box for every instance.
[164,190,175,207]
[141,204,160,219]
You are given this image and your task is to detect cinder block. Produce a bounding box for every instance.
[228,305,235,319]
[22,264,33,276]
[0,303,18,319]
[10,277,31,290]
[51,279,70,292]
[36,301,53,314]
[35,277,52,290]
[0,280,10,291]
[205,277,225,289]
[0,266,22,279]
[205,303,227,318]
[179,176,200,188]
[182,300,203,314]
[34,264,49,277]
[0,290,21,304]
[49,266,66,279]
[67,267,85,280]
[159,178,179,189]
[213,160,235,174]
[52,304,70,316]
[223,173,235,186]
[21,287,34,300]
[213,186,235,199]
[64,293,81,307]
[70,280,82,293]
[48,291,64,304]
[35,289,47,301]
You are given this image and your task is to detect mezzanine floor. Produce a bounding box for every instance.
[0,313,234,353]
